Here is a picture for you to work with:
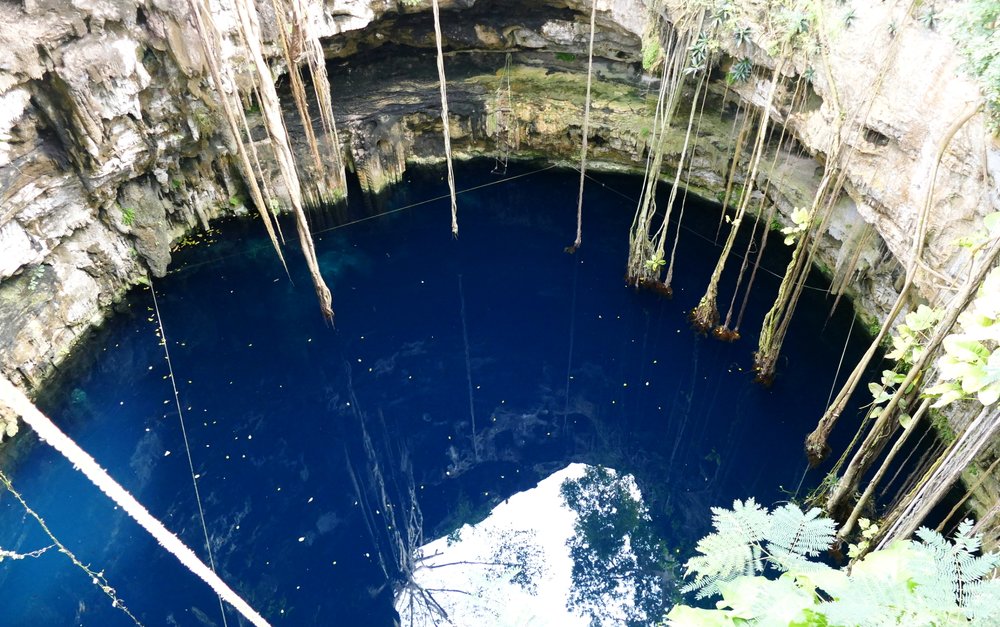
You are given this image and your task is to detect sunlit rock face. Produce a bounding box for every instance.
[401,463,675,626]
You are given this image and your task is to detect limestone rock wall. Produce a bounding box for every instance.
[0,0,998,406]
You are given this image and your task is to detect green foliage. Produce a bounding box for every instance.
[867,368,915,426]
[726,57,753,84]
[780,207,811,245]
[710,3,731,28]
[802,66,816,83]
[669,504,1000,626]
[846,517,879,560]
[843,8,857,29]
[555,51,576,62]
[688,31,712,73]
[946,0,1000,132]
[888,20,899,38]
[120,205,136,227]
[920,6,939,30]
[560,466,672,625]
[642,35,663,71]
[645,256,667,272]
[732,25,752,48]
[680,499,835,599]
[886,304,943,365]
[959,211,1000,250]
[925,267,1000,407]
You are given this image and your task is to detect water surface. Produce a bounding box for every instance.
[0,161,869,625]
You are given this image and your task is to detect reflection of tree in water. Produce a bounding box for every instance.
[342,391,543,626]
[561,466,674,626]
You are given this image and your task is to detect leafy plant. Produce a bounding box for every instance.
[947,0,1000,132]
[555,51,576,62]
[711,2,732,28]
[920,7,939,30]
[726,57,753,84]
[847,517,879,560]
[843,9,857,29]
[886,304,943,365]
[780,207,811,245]
[888,20,898,38]
[668,503,1000,626]
[732,25,752,48]
[645,256,666,272]
[925,267,1000,407]
[867,368,916,427]
[688,31,711,70]
[679,499,835,599]
[120,206,136,227]
[802,66,816,83]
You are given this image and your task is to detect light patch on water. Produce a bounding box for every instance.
[398,463,665,626]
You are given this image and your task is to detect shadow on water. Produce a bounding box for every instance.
[1,160,878,625]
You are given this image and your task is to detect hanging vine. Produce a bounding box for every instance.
[566,0,599,254]
[430,0,460,237]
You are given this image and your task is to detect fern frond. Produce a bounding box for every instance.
[967,578,1000,625]
[681,498,770,598]
[766,504,836,568]
[914,521,1000,608]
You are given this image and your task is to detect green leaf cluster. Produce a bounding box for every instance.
[886,304,942,364]
[926,267,1000,407]
[669,504,1000,626]
[946,0,1000,133]
[680,499,835,599]
[780,207,812,245]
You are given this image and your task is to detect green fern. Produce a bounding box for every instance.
[672,506,1000,626]
[915,520,1000,614]
[681,499,835,598]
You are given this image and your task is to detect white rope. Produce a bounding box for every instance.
[0,375,271,627]
[150,282,229,627]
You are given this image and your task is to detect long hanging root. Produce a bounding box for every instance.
[233,0,334,321]
[431,0,459,236]
[876,405,1000,549]
[691,60,784,335]
[186,0,289,275]
[824,236,1000,519]
[804,102,983,466]
[567,0,598,254]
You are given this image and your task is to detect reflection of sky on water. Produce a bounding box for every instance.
[401,464,674,626]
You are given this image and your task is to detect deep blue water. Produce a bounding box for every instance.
[0,161,871,625]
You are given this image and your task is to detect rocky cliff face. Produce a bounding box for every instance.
[0,1,997,401]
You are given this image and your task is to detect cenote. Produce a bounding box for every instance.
[0,160,880,625]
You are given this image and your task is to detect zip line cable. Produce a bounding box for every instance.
[168,164,558,276]
[150,282,230,627]
[0,375,272,627]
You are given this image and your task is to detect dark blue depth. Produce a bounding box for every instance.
[0,161,872,625]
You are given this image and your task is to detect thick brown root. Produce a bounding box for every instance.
[804,430,832,468]
[636,277,673,299]
[752,352,776,386]
[689,301,719,334]
[712,327,741,342]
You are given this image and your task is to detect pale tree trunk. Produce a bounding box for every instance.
[877,406,1000,549]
